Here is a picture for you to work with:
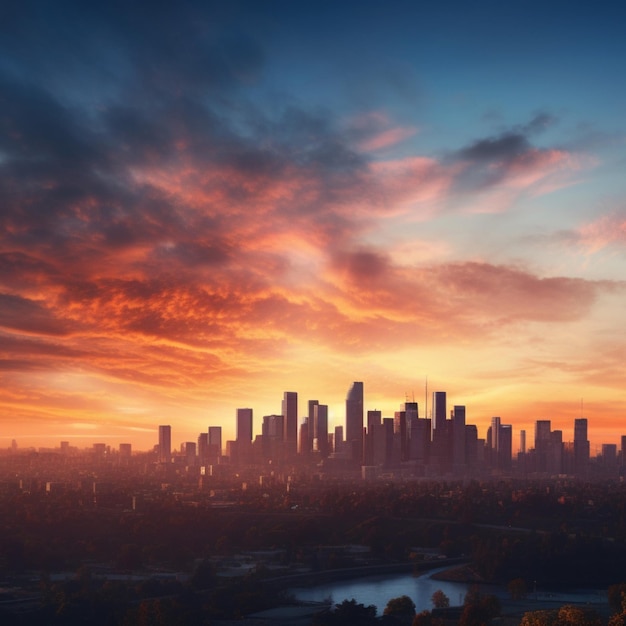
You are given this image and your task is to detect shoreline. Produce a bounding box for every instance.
[268,557,467,589]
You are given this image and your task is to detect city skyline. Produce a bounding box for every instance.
[1,1,626,450]
[4,381,620,459]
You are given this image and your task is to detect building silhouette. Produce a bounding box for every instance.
[158,425,171,464]
[282,391,298,457]
[346,382,364,464]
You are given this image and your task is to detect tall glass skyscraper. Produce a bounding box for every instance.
[236,408,253,443]
[346,381,364,463]
[432,391,446,438]
[282,391,298,456]
[158,425,171,463]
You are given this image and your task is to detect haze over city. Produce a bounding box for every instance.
[1,0,626,451]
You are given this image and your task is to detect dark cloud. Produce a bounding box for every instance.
[447,113,566,193]
[0,294,69,336]
[333,249,390,284]
[456,133,530,163]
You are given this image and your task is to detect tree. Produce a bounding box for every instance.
[609,584,626,613]
[460,589,501,626]
[520,610,558,626]
[431,589,450,609]
[413,610,433,626]
[314,598,378,626]
[609,613,626,626]
[384,595,417,618]
[557,605,601,626]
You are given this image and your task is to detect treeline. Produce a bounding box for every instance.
[3,478,626,622]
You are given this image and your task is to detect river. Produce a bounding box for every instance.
[291,569,471,614]
[291,570,608,616]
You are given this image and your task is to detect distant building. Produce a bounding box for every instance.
[282,391,298,457]
[197,433,209,464]
[346,382,364,463]
[432,391,447,437]
[208,426,222,461]
[574,418,590,477]
[313,404,329,458]
[158,425,171,463]
[534,420,551,473]
[236,409,253,444]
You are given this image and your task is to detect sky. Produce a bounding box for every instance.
[1,0,625,452]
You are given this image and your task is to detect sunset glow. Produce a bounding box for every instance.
[1,1,625,453]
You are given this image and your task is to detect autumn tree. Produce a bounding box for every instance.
[412,609,446,626]
[609,583,626,613]
[431,589,450,609]
[384,595,417,618]
[520,609,558,626]
[557,605,601,626]
[460,588,501,626]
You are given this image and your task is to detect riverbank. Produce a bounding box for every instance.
[431,564,610,624]
[267,557,467,588]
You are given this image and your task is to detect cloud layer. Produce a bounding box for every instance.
[1,1,625,447]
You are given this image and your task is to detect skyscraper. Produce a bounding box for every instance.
[197,433,208,464]
[499,424,512,471]
[208,426,222,460]
[432,391,446,438]
[236,408,253,444]
[491,417,501,454]
[574,418,589,477]
[313,403,329,457]
[305,400,319,454]
[346,382,364,464]
[158,425,171,464]
[282,391,298,456]
[452,406,466,470]
[535,419,552,473]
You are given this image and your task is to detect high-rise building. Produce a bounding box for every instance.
[465,424,478,469]
[262,414,285,460]
[549,430,563,474]
[208,426,222,461]
[432,391,447,438]
[408,417,430,464]
[499,424,512,471]
[346,382,364,464]
[491,417,501,454]
[574,418,590,477]
[299,421,310,456]
[534,419,551,472]
[452,406,466,470]
[305,400,319,454]
[158,425,171,464]
[365,410,382,465]
[394,410,407,461]
[236,409,253,444]
[182,442,196,465]
[197,433,208,463]
[313,404,329,457]
[282,391,298,456]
